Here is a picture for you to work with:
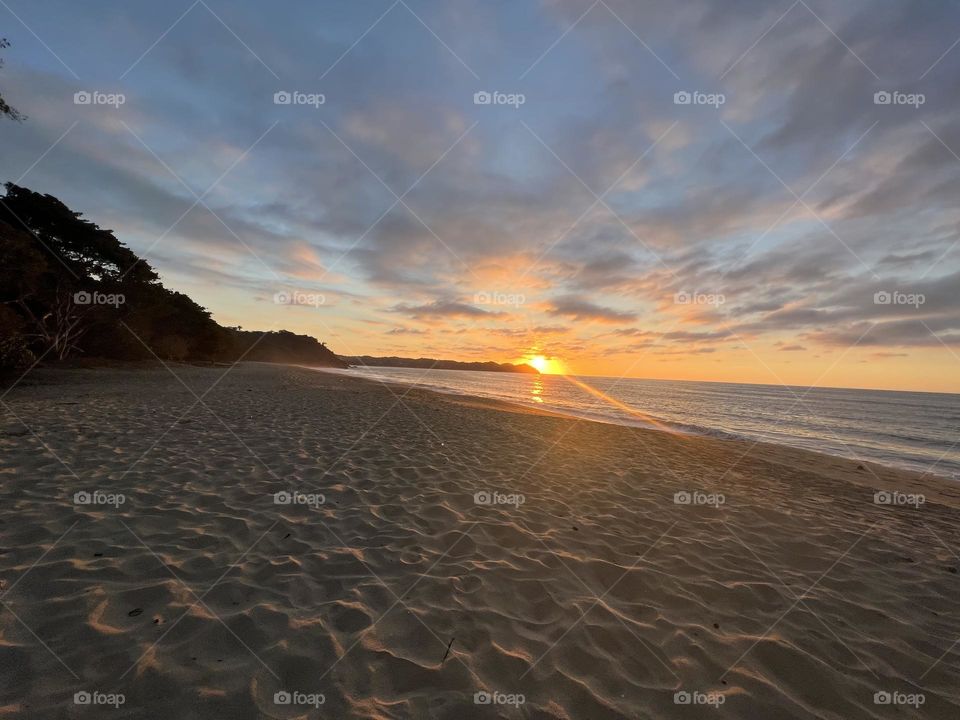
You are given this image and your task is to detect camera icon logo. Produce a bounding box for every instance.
[674,691,692,704]
[73,291,92,305]
[274,491,292,505]
[874,691,892,705]
[673,491,691,505]
[74,691,92,705]
[273,291,291,305]
[474,691,492,704]
[673,291,691,304]
[473,491,491,505]
[873,91,892,105]
[74,91,92,105]
[674,91,692,105]
[274,690,292,705]
[74,491,92,505]
[873,290,891,305]
[274,91,292,105]
[473,91,492,105]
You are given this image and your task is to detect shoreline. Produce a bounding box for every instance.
[305,364,960,504]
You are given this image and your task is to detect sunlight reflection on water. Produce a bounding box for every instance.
[530,376,544,403]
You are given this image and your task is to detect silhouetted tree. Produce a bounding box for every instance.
[0,39,24,122]
[0,223,44,368]
[0,184,156,285]
[0,184,153,360]
[0,184,346,371]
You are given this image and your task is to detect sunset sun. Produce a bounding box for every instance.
[527,355,561,374]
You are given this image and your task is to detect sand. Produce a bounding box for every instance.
[0,362,958,718]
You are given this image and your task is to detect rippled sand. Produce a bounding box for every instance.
[1,363,959,718]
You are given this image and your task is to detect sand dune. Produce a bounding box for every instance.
[0,363,958,718]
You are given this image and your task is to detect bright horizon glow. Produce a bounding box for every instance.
[523,354,564,375]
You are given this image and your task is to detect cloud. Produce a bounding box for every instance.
[390,299,507,320]
[808,320,960,348]
[531,325,570,334]
[875,250,940,269]
[546,295,637,323]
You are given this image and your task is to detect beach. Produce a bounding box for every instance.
[1,362,959,718]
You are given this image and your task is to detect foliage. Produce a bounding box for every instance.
[0,39,24,122]
[0,184,346,371]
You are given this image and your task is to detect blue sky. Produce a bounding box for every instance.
[2,0,960,389]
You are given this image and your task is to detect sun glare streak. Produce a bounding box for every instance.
[559,374,683,435]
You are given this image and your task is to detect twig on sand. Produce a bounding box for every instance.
[441,637,455,663]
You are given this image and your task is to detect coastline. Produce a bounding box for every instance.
[2,362,959,718]
[309,364,960,506]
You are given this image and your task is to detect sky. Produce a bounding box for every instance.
[1,0,959,392]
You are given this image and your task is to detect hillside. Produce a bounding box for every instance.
[0,183,345,372]
[342,355,539,373]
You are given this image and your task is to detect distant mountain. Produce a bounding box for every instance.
[342,355,539,374]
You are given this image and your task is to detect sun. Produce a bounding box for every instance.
[526,354,564,374]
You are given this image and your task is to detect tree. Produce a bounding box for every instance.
[0,222,46,369]
[20,284,90,360]
[0,39,24,122]
[0,185,152,362]
[0,183,157,286]
[0,219,95,360]
[0,184,346,369]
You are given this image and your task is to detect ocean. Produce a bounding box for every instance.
[318,366,960,480]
